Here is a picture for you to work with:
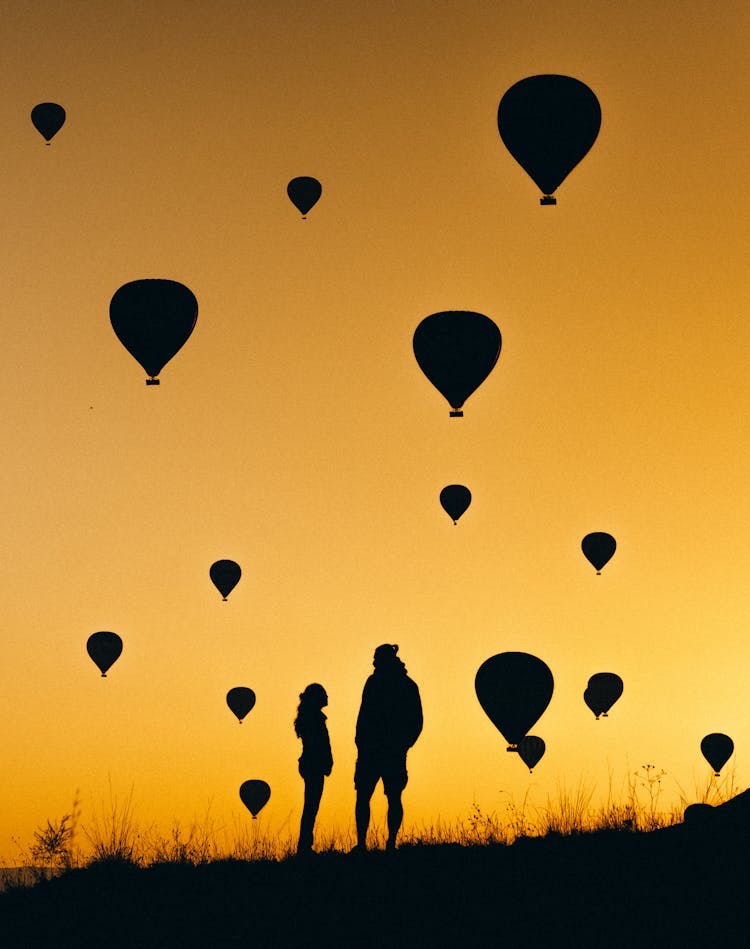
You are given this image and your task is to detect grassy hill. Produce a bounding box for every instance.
[1,823,747,948]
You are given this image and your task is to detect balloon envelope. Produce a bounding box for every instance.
[239,780,271,818]
[31,102,66,141]
[517,735,545,772]
[581,532,616,574]
[498,75,601,203]
[287,177,322,216]
[440,485,471,524]
[109,279,198,383]
[475,652,554,747]
[701,733,734,775]
[226,687,256,723]
[413,311,501,416]
[584,673,623,719]
[86,631,123,677]
[210,560,241,600]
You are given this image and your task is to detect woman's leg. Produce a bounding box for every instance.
[298,773,324,853]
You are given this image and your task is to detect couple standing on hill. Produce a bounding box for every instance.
[294,644,423,855]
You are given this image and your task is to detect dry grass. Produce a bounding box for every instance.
[5,762,742,879]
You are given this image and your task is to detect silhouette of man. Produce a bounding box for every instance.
[354,644,423,851]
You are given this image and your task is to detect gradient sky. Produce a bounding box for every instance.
[1,0,748,857]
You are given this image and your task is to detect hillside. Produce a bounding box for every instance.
[1,820,747,948]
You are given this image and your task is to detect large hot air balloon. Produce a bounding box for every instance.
[210,560,241,601]
[701,734,734,776]
[31,103,66,143]
[86,631,123,677]
[413,311,501,417]
[498,75,601,204]
[287,177,322,218]
[240,779,271,818]
[475,652,554,749]
[584,673,623,720]
[517,736,545,773]
[226,687,256,723]
[581,532,616,574]
[439,485,471,524]
[109,279,198,385]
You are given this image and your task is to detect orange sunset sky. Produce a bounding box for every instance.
[1,1,748,857]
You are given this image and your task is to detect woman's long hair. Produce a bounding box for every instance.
[294,683,327,738]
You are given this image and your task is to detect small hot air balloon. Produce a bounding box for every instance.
[498,75,601,205]
[240,779,271,818]
[210,560,241,601]
[581,532,616,574]
[109,279,198,384]
[287,177,322,218]
[227,687,256,723]
[517,736,545,772]
[475,652,554,749]
[86,631,123,677]
[701,734,734,776]
[413,311,501,417]
[584,673,623,719]
[31,103,66,143]
[439,485,471,524]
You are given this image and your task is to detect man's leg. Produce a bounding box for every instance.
[354,760,378,849]
[384,756,408,850]
[355,792,370,848]
[385,791,404,850]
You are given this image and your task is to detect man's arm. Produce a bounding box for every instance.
[355,678,373,748]
[406,680,423,748]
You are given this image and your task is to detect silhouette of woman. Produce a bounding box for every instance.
[294,683,333,854]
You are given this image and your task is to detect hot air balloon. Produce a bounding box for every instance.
[581,532,616,574]
[517,736,545,772]
[227,687,256,723]
[109,279,198,385]
[86,631,123,677]
[287,177,322,218]
[31,103,65,143]
[439,485,471,524]
[584,673,623,719]
[210,560,241,601]
[475,652,554,749]
[240,779,271,818]
[701,734,734,776]
[413,311,501,417]
[498,75,601,205]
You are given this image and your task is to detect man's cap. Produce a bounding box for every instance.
[373,643,399,664]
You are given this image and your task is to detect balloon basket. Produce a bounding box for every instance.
[506,745,518,753]
[449,410,463,418]
[540,195,557,206]
[146,378,160,386]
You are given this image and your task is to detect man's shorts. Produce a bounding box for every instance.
[354,752,408,796]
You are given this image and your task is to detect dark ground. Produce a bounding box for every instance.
[1,820,747,948]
